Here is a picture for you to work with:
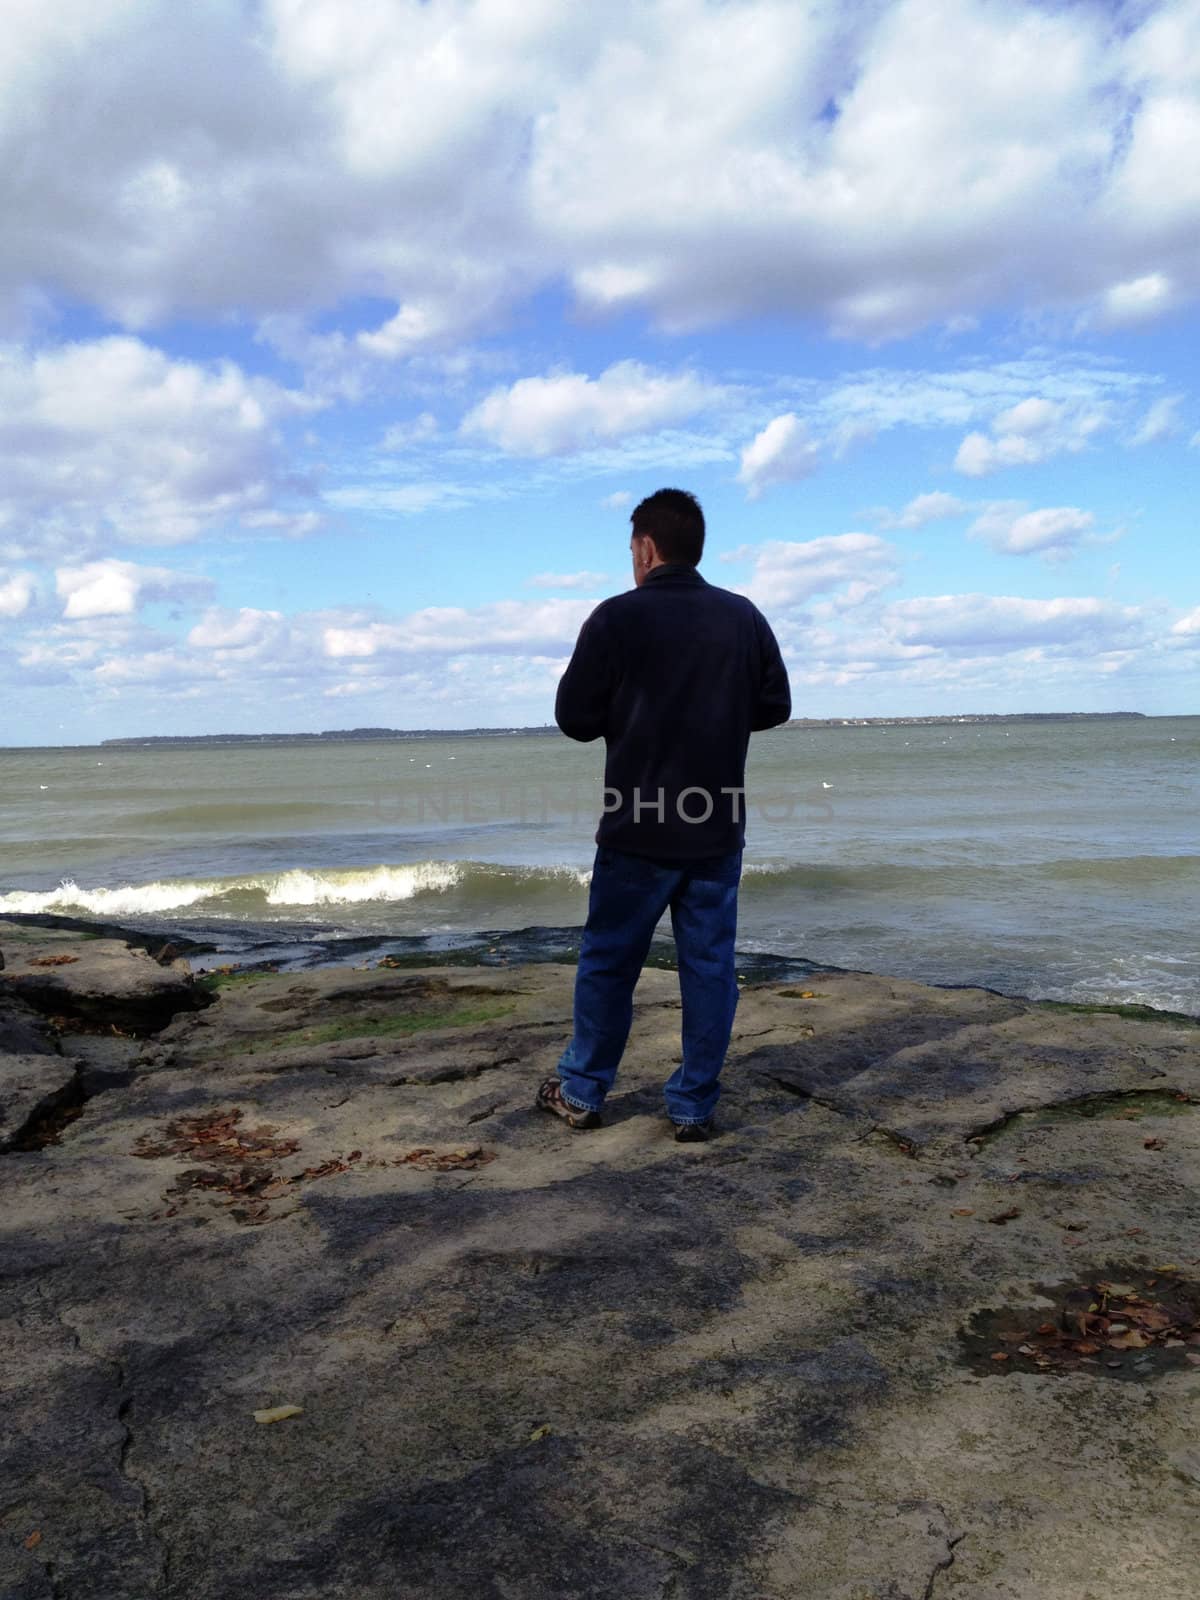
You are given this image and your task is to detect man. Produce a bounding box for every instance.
[537,487,791,1142]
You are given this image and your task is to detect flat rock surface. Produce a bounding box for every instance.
[0,932,205,1035]
[2,949,1200,1598]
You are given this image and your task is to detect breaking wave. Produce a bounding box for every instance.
[0,859,593,918]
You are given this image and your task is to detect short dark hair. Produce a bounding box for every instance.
[630,488,705,566]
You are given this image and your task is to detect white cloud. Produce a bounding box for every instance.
[883,594,1147,654]
[878,491,967,529]
[187,608,285,652]
[381,413,439,450]
[0,337,312,559]
[1129,394,1184,447]
[322,599,595,659]
[954,395,1107,476]
[0,570,34,617]
[461,362,719,456]
[0,1,1199,348]
[601,490,633,510]
[811,358,1148,439]
[527,571,609,591]
[1096,273,1178,327]
[723,533,897,610]
[1171,606,1200,637]
[968,504,1095,561]
[737,414,820,500]
[326,482,504,516]
[55,559,212,620]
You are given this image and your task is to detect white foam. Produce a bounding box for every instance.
[264,863,462,906]
[0,878,217,915]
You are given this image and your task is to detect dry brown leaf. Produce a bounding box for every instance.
[23,1530,42,1550]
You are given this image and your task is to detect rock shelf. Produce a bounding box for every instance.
[2,920,1199,1598]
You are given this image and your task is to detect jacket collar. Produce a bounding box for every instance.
[642,562,705,586]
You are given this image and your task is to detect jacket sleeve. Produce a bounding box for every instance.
[750,609,792,731]
[555,608,615,742]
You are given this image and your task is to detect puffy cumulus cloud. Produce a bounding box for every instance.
[54,559,213,620]
[322,598,594,659]
[882,594,1148,654]
[877,491,967,530]
[526,571,609,591]
[723,534,898,611]
[461,362,720,457]
[953,396,1107,476]
[1171,606,1200,637]
[4,2,1199,347]
[535,0,1200,339]
[0,337,312,559]
[1095,272,1180,327]
[187,607,286,653]
[737,414,820,500]
[967,504,1097,561]
[0,569,34,617]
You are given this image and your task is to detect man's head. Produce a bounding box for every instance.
[629,488,705,585]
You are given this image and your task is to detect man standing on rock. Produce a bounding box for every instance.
[537,487,791,1141]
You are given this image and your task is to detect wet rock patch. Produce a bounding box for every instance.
[961,1268,1200,1380]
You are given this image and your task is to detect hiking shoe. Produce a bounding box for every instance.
[536,1077,602,1130]
[673,1119,714,1143]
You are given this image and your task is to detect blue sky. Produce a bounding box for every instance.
[1,0,1198,745]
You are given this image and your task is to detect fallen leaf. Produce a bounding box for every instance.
[1036,1322,1058,1336]
[253,1404,303,1424]
[1108,1330,1152,1350]
[24,1531,42,1550]
[529,1424,552,1441]
[990,1352,1009,1362]
[28,953,79,967]
[1144,1137,1166,1151]
[987,1207,1021,1225]
[1128,1306,1174,1332]
[952,1208,975,1216]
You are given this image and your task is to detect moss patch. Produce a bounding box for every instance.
[977,1089,1197,1145]
[1037,999,1199,1027]
[260,998,516,1052]
[197,970,278,993]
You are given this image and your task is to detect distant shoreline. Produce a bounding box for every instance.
[87,710,1152,749]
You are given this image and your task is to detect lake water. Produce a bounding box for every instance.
[1,716,1197,1013]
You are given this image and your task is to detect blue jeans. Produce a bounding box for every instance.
[557,845,742,1125]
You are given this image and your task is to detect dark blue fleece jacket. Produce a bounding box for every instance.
[554,563,792,859]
